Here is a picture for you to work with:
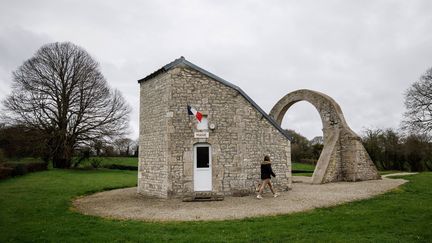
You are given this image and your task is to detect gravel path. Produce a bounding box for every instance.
[72,175,408,222]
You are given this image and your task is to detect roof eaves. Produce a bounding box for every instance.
[137,57,186,83]
[180,59,291,141]
[137,57,291,141]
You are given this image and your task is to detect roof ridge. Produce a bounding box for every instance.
[138,57,291,141]
[137,56,185,83]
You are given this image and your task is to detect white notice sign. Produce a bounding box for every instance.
[194,132,209,139]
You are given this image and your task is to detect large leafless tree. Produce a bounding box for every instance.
[403,67,432,135]
[3,42,130,168]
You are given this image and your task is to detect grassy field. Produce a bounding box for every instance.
[0,169,431,242]
[292,162,315,171]
[292,162,315,176]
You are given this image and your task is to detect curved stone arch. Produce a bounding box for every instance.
[270,89,380,184]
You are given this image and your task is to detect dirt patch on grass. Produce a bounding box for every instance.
[73,176,407,222]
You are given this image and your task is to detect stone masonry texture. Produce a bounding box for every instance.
[270,89,381,184]
[138,72,171,198]
[138,62,292,199]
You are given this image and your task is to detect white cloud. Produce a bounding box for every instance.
[1,0,431,139]
[0,26,52,100]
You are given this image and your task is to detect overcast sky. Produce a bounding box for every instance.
[1,0,431,139]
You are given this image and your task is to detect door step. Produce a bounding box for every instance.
[182,192,224,202]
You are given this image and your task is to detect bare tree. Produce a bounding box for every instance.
[403,67,432,135]
[114,137,134,156]
[133,138,139,157]
[91,139,104,157]
[2,42,130,168]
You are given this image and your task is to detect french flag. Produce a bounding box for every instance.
[187,105,203,122]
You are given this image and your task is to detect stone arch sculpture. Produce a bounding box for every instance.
[270,89,380,184]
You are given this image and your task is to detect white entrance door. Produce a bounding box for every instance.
[194,144,212,191]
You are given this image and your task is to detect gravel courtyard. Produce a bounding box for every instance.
[72,175,408,222]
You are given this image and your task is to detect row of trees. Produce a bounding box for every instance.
[1,42,131,167]
[1,41,431,171]
[362,129,431,171]
[284,129,323,164]
[288,127,432,172]
[361,67,432,171]
[0,124,138,160]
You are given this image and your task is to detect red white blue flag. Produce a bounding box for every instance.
[187,105,203,122]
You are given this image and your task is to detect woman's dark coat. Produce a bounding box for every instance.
[260,163,276,180]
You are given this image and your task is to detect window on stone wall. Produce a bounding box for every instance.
[196,146,210,168]
[196,115,208,130]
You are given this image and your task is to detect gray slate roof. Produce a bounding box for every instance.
[138,57,291,141]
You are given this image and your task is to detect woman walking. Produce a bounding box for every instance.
[256,155,279,199]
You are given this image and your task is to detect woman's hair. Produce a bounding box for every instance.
[264,155,270,161]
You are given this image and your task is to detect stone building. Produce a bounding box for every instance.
[137,57,292,199]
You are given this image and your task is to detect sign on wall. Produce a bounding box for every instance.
[194,132,209,139]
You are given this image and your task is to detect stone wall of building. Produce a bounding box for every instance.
[138,65,292,198]
[138,72,171,198]
[167,66,291,197]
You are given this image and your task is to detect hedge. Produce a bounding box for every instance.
[102,164,138,171]
[0,162,48,180]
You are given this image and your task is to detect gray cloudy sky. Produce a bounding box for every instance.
[1,0,432,139]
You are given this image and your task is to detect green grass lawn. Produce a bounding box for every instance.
[292,162,315,176]
[0,170,431,242]
[292,162,315,171]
